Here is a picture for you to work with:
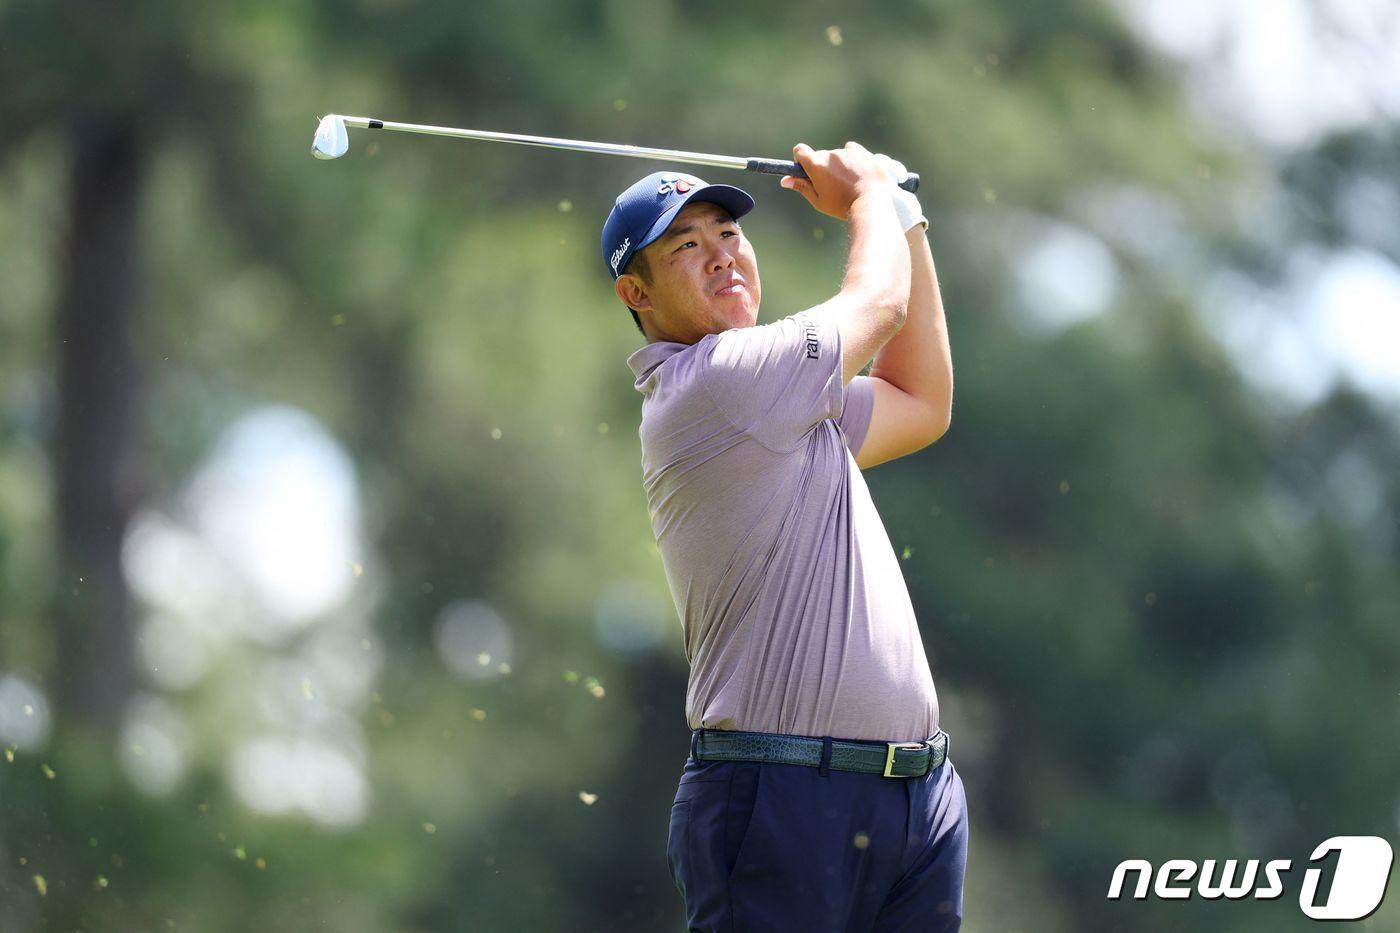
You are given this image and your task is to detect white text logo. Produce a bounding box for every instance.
[1108,836,1393,921]
[610,237,630,274]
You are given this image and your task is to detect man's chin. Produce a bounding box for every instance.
[696,295,757,334]
[720,299,758,330]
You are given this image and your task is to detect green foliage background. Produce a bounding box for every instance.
[1,0,1397,930]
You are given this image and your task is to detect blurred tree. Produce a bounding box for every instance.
[50,118,145,729]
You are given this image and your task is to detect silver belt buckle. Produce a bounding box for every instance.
[883,742,927,778]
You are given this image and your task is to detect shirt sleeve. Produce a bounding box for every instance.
[699,311,844,451]
[837,375,876,456]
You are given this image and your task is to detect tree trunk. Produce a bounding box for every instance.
[51,117,145,729]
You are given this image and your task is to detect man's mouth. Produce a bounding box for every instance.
[714,279,746,297]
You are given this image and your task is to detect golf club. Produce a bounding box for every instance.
[310,114,920,192]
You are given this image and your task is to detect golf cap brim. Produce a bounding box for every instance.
[603,173,755,279]
[637,184,753,263]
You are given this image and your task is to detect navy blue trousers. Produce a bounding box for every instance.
[666,732,968,932]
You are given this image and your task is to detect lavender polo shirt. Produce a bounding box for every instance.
[627,310,940,743]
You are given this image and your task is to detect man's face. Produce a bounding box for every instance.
[616,201,761,344]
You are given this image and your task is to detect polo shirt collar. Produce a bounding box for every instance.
[626,340,687,391]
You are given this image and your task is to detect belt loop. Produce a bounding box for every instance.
[690,727,703,761]
[818,736,832,777]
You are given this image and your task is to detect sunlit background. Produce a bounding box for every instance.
[1,0,1397,929]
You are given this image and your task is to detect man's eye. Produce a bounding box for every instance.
[675,231,735,251]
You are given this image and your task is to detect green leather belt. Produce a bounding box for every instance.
[693,728,948,778]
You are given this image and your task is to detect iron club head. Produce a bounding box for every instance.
[311,114,349,160]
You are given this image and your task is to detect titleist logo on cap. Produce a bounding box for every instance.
[610,237,630,274]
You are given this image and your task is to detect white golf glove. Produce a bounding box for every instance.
[875,154,927,232]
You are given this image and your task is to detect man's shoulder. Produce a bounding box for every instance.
[637,316,810,422]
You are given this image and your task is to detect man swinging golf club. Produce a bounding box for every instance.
[603,140,965,931]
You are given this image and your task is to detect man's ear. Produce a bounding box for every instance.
[614,273,652,313]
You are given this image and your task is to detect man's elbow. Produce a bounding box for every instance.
[839,279,908,340]
[873,290,909,339]
[929,412,951,445]
[920,402,952,447]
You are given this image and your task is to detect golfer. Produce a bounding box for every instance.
[602,141,963,931]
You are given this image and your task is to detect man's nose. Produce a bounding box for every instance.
[707,246,735,273]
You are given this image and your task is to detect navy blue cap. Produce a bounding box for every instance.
[601,172,755,280]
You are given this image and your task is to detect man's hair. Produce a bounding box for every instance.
[622,250,652,336]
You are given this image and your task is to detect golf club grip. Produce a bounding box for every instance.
[746,157,920,193]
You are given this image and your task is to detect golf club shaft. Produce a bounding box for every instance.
[335,116,920,193]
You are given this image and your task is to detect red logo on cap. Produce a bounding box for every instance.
[658,175,699,196]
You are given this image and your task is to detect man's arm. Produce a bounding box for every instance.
[856,216,954,470]
[830,194,913,385]
[781,142,911,385]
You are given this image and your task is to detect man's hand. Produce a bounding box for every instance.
[873,154,928,232]
[871,153,906,189]
[781,142,891,220]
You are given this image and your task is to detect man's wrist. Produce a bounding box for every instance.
[892,188,927,232]
[851,176,892,202]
